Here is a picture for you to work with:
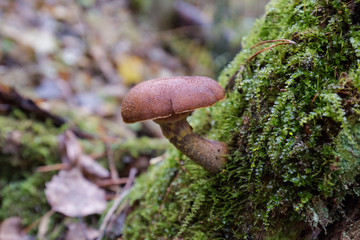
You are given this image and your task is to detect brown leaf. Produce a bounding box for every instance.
[58,130,82,166]
[116,55,144,85]
[45,168,107,217]
[0,217,28,240]
[58,130,110,178]
[37,210,55,240]
[0,23,57,54]
[2,131,22,155]
[78,154,110,179]
[65,223,99,240]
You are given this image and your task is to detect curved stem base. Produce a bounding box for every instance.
[156,118,227,173]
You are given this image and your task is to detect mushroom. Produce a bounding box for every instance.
[121,76,228,173]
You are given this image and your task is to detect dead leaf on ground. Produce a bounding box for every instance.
[45,168,107,217]
[116,55,145,86]
[37,210,55,240]
[0,217,28,240]
[58,130,109,178]
[65,223,99,240]
[2,130,22,155]
[58,130,82,166]
[0,24,57,55]
[79,154,109,179]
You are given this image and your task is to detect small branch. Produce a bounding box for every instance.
[96,168,137,240]
[250,39,296,49]
[0,84,94,140]
[311,92,319,109]
[21,210,55,235]
[176,159,192,176]
[96,190,131,240]
[0,85,66,127]
[159,170,181,211]
[245,41,296,63]
[124,167,138,190]
[334,66,340,79]
[94,177,128,187]
[36,163,67,172]
[78,217,90,240]
[106,142,119,180]
[0,103,10,113]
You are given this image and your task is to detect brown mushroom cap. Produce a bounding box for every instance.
[121,76,225,123]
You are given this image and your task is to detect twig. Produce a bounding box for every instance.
[334,66,340,79]
[106,142,119,180]
[0,84,94,139]
[36,163,66,172]
[311,92,319,109]
[0,103,10,113]
[177,159,191,176]
[124,167,138,190]
[96,168,137,240]
[250,39,296,49]
[78,217,90,240]
[94,177,128,187]
[159,170,181,211]
[245,41,296,63]
[21,210,55,235]
[0,86,66,127]
[96,190,131,240]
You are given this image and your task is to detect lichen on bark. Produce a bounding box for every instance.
[123,0,360,239]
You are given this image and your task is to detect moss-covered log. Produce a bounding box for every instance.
[123,0,360,239]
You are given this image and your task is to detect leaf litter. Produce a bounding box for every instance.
[45,168,107,217]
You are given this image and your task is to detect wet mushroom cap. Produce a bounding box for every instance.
[121,76,225,123]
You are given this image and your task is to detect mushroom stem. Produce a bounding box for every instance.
[155,117,227,173]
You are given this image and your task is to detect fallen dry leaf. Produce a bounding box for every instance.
[45,168,107,217]
[2,130,22,155]
[0,217,28,240]
[116,55,145,85]
[58,130,82,166]
[65,223,99,240]
[58,130,109,178]
[0,24,57,55]
[37,210,55,240]
[79,154,109,179]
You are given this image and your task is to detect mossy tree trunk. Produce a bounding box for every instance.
[124,0,360,239]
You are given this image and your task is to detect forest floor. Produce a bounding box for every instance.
[0,0,267,239]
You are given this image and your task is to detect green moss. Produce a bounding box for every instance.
[0,116,63,228]
[0,116,62,183]
[124,147,214,239]
[124,0,360,238]
[0,172,53,226]
[113,137,169,159]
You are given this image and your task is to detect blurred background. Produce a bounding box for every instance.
[0,0,270,170]
[0,0,268,110]
[0,0,269,239]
